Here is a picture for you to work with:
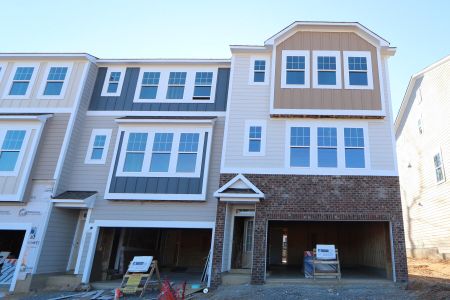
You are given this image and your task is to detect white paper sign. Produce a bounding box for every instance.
[128,256,153,273]
[316,244,336,260]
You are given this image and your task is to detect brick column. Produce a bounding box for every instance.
[392,218,408,282]
[211,201,227,288]
[251,203,266,284]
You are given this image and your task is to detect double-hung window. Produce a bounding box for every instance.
[101,68,125,96]
[139,72,160,100]
[244,121,266,156]
[9,67,35,96]
[343,51,373,89]
[344,128,365,168]
[281,50,310,88]
[434,152,445,183]
[0,130,26,172]
[248,126,262,153]
[193,72,213,99]
[317,127,337,167]
[85,129,112,164]
[313,51,341,89]
[123,133,148,172]
[290,127,310,167]
[252,59,266,83]
[176,133,199,172]
[43,67,68,96]
[150,133,173,172]
[166,72,187,99]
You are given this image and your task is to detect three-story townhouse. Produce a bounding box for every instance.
[54,59,230,288]
[211,22,408,285]
[0,53,96,292]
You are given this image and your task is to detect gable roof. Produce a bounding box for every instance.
[214,174,264,199]
[394,54,450,137]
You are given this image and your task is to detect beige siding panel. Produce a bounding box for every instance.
[0,129,36,195]
[274,32,382,111]
[368,120,395,170]
[0,59,88,109]
[397,59,450,253]
[32,114,70,180]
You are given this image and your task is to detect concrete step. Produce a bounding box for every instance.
[222,273,251,285]
[229,268,251,274]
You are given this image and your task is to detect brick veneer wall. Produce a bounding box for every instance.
[211,174,408,286]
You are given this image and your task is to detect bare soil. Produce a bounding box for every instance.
[407,258,450,300]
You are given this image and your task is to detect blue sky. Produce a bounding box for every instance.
[1,0,449,115]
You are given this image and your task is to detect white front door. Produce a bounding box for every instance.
[242,219,254,269]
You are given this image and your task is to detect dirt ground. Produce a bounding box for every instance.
[407,257,450,300]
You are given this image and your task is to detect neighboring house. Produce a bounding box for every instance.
[57,59,230,287]
[212,22,407,285]
[395,55,450,260]
[0,53,96,292]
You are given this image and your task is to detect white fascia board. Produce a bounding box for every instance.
[96,59,231,65]
[270,108,386,117]
[220,167,398,176]
[86,111,226,117]
[218,197,260,203]
[114,118,216,125]
[0,53,97,62]
[104,192,206,201]
[214,174,265,197]
[0,114,53,121]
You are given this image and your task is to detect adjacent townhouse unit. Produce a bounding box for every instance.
[0,53,96,292]
[211,22,408,285]
[55,58,231,288]
[395,55,450,260]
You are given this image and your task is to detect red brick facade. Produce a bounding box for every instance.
[211,174,408,286]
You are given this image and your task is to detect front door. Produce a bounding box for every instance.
[242,218,254,268]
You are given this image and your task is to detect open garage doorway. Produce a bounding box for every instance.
[267,221,393,281]
[88,227,213,287]
[0,229,27,291]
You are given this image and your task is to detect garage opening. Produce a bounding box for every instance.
[267,221,393,280]
[89,227,212,287]
[0,230,26,288]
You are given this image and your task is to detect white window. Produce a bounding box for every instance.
[0,129,29,175]
[313,51,341,89]
[290,127,310,167]
[249,57,268,85]
[101,67,126,96]
[343,51,373,90]
[281,50,310,88]
[244,120,266,156]
[434,151,445,183]
[38,63,72,99]
[166,72,187,99]
[134,71,161,101]
[116,128,208,177]
[193,72,213,99]
[344,128,365,168]
[85,129,112,164]
[3,63,39,99]
[317,127,338,167]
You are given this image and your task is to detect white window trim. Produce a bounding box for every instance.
[344,128,366,169]
[0,62,7,83]
[101,67,126,97]
[37,62,73,99]
[434,149,446,184]
[0,126,33,176]
[285,120,370,172]
[249,57,269,85]
[343,51,374,90]
[84,128,112,165]
[243,120,266,156]
[281,50,310,88]
[133,68,217,103]
[312,50,342,89]
[116,126,209,178]
[2,62,40,99]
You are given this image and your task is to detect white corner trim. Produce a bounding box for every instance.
[84,128,112,165]
[281,50,310,88]
[101,67,126,97]
[0,62,7,83]
[37,62,74,99]
[312,50,342,89]
[248,56,270,85]
[219,56,235,172]
[243,120,267,156]
[343,51,374,90]
[2,62,40,99]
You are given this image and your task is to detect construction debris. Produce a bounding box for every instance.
[47,290,112,300]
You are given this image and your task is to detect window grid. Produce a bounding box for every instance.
[253,60,266,83]
[123,133,148,172]
[286,56,306,85]
[193,72,213,99]
[9,67,34,96]
[317,127,337,168]
[176,133,200,172]
[91,135,106,160]
[44,67,68,96]
[348,56,368,86]
[139,72,160,99]
[248,126,262,152]
[0,130,26,172]
[290,127,310,167]
[317,56,337,85]
[167,72,187,99]
[150,133,173,172]
[434,153,445,183]
[344,128,365,168]
[107,71,121,94]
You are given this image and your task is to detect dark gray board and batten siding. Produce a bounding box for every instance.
[108,132,208,196]
[89,67,230,112]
